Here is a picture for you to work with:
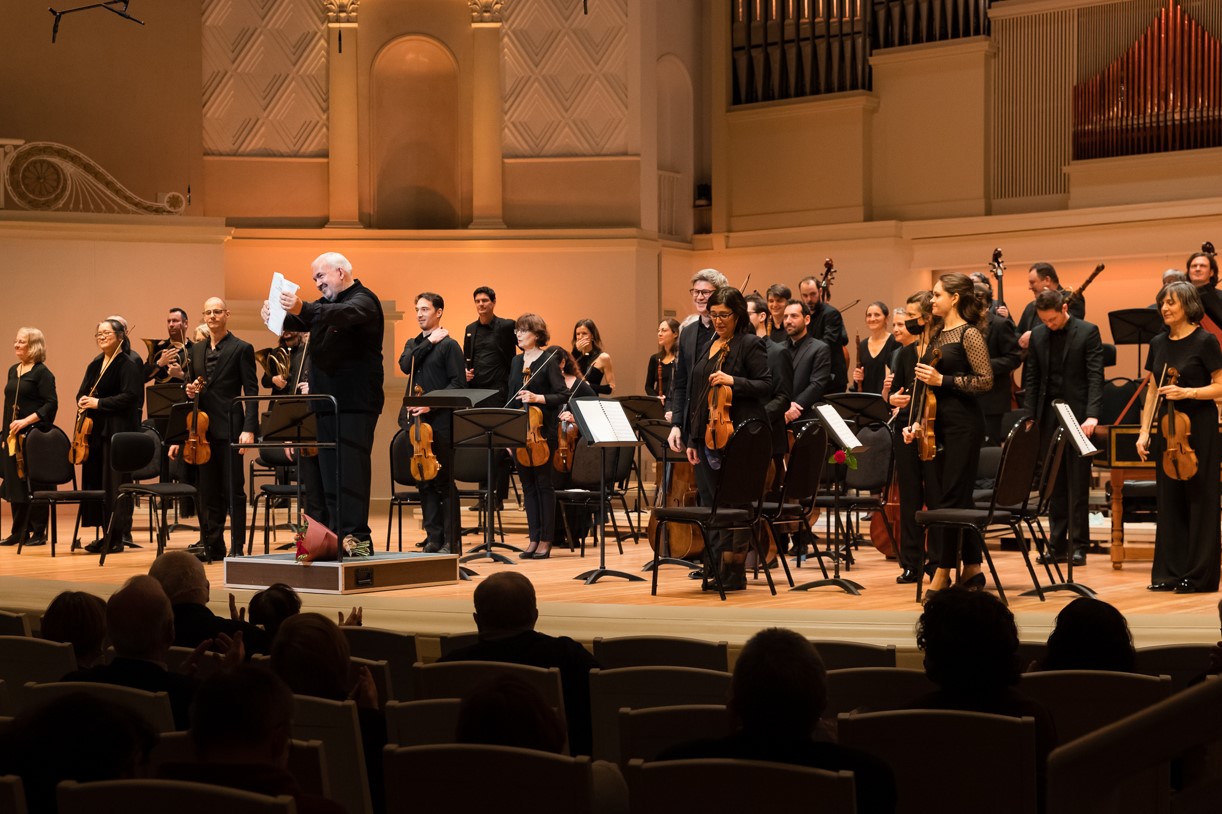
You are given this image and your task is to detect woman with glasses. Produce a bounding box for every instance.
[76,319,142,554]
[676,286,771,591]
[0,328,58,548]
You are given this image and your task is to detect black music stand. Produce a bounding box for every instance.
[613,395,665,525]
[401,389,497,564]
[568,398,644,585]
[454,407,528,567]
[1109,308,1164,379]
[147,383,186,421]
[635,418,695,572]
[824,392,892,425]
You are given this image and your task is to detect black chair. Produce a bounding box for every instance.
[915,417,1044,605]
[386,428,422,552]
[555,440,635,556]
[452,446,508,550]
[99,431,198,565]
[649,419,772,600]
[812,422,894,570]
[1002,428,1067,586]
[247,446,303,555]
[21,425,103,557]
[1099,376,1143,425]
[758,422,830,588]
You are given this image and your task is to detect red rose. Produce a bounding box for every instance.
[833,449,847,464]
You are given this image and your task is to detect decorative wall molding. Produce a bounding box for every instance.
[1,140,185,215]
[501,0,628,157]
[469,0,505,23]
[202,0,328,157]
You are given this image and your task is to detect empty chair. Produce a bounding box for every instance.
[57,779,295,814]
[624,758,856,814]
[617,704,729,764]
[22,425,103,556]
[823,668,935,717]
[809,640,897,670]
[435,631,479,658]
[592,636,728,671]
[588,666,731,763]
[1133,644,1215,693]
[0,775,24,814]
[839,709,1038,814]
[22,682,175,733]
[383,698,461,747]
[148,732,329,798]
[0,636,76,709]
[340,627,418,703]
[99,430,199,564]
[290,695,372,814]
[410,661,565,729]
[0,613,29,638]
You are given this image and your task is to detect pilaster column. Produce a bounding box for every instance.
[469,1,507,228]
[325,1,361,227]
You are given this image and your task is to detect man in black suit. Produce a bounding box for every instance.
[667,267,728,455]
[970,276,1023,444]
[1022,289,1104,566]
[747,295,794,493]
[463,285,517,506]
[798,276,848,393]
[1015,262,1086,351]
[170,297,258,562]
[782,300,831,424]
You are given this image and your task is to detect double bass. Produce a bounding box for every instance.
[989,247,1021,409]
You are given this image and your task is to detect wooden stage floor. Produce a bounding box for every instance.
[1,504,1218,659]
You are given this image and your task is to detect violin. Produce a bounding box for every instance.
[515,364,552,468]
[908,344,942,462]
[554,417,578,473]
[704,340,734,451]
[1149,367,1199,481]
[182,377,212,465]
[408,383,440,481]
[69,410,92,464]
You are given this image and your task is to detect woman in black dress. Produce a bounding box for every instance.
[571,319,615,395]
[1136,281,1222,594]
[905,274,993,595]
[853,300,899,394]
[508,314,567,559]
[644,318,679,421]
[0,328,58,547]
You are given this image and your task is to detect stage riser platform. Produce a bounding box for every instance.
[224,552,459,594]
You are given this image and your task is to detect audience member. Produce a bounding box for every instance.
[40,590,107,669]
[456,673,567,754]
[438,571,600,757]
[149,550,269,655]
[158,665,345,814]
[1037,596,1136,673]
[658,627,896,813]
[0,693,155,814]
[61,575,203,729]
[247,582,302,642]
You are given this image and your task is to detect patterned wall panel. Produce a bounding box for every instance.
[501,0,629,157]
[202,0,328,157]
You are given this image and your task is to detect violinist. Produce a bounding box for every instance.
[143,307,192,384]
[508,314,567,559]
[888,292,942,584]
[905,274,993,595]
[851,301,899,394]
[0,328,57,548]
[1136,281,1222,594]
[668,268,728,456]
[881,307,917,403]
[571,319,615,395]
[398,293,466,554]
[554,348,599,548]
[77,319,141,554]
[644,318,679,421]
[798,275,849,393]
[764,283,791,344]
[1023,289,1103,568]
[670,287,770,591]
[169,298,258,563]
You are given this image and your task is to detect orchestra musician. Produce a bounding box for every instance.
[0,328,57,548]
[554,348,599,549]
[260,331,306,396]
[671,287,771,591]
[888,292,941,584]
[399,293,465,555]
[143,307,191,384]
[747,294,794,496]
[782,300,831,424]
[463,286,518,510]
[169,298,259,563]
[508,314,566,560]
[881,306,917,403]
[1022,289,1104,568]
[668,268,729,457]
[798,276,849,393]
[644,318,679,421]
[265,252,384,551]
[571,319,615,395]
[77,319,142,554]
[905,274,993,595]
[765,283,791,344]
[1186,249,1222,340]
[1014,263,1085,349]
[852,301,899,394]
[969,274,1023,445]
[1137,281,1222,594]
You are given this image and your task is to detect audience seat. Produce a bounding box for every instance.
[809,640,897,670]
[22,682,175,733]
[164,646,225,681]
[0,775,23,814]
[0,613,30,638]
[149,732,330,798]
[0,681,10,717]
[0,637,76,709]
[591,636,728,671]
[624,758,855,814]
[340,628,418,702]
[1133,644,1215,692]
[350,656,393,707]
[823,668,935,717]
[290,695,372,814]
[411,661,566,732]
[434,631,479,659]
[384,699,461,747]
[617,704,730,765]
[57,778,295,814]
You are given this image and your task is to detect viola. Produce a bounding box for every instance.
[69,411,92,464]
[910,345,942,462]
[1159,368,1198,481]
[408,384,440,481]
[553,418,578,473]
[704,341,734,451]
[182,377,212,465]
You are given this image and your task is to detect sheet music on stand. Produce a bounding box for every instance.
[570,398,639,446]
[816,404,863,452]
[1053,400,1099,458]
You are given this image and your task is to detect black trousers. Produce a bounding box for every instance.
[518,451,556,544]
[196,440,245,557]
[1041,410,1091,555]
[415,422,458,549]
[316,410,378,540]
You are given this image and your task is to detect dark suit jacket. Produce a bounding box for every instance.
[188,333,259,442]
[810,302,848,392]
[789,333,831,419]
[682,333,771,448]
[1022,317,1104,426]
[669,315,713,436]
[1018,288,1086,335]
[979,313,1022,415]
[764,340,794,455]
[63,656,201,729]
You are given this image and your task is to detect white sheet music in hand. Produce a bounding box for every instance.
[571,398,640,446]
[266,272,301,336]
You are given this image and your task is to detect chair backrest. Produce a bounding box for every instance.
[384,698,462,747]
[776,422,829,506]
[845,422,893,492]
[165,646,225,681]
[611,444,634,484]
[710,419,771,509]
[1016,641,1048,672]
[383,744,594,814]
[823,668,935,717]
[1032,428,1066,514]
[588,666,732,763]
[290,695,372,814]
[1099,377,1142,426]
[411,661,566,729]
[57,779,296,814]
[389,428,414,488]
[1018,670,1172,743]
[449,447,490,485]
[23,682,175,733]
[22,425,75,487]
[566,437,617,490]
[1133,644,1217,693]
[340,627,418,703]
[809,640,898,670]
[0,681,10,717]
[131,427,164,482]
[150,732,329,798]
[617,704,730,764]
[624,758,856,814]
[108,431,157,476]
[0,637,76,708]
[435,631,480,658]
[991,418,1041,511]
[350,656,393,706]
[257,445,295,469]
[0,612,30,638]
[592,636,728,671]
[0,774,23,814]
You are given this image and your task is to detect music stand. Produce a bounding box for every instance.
[568,398,644,584]
[614,395,665,526]
[147,383,186,421]
[453,408,528,566]
[823,392,892,425]
[1109,308,1164,379]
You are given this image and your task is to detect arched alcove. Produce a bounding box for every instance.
[656,54,694,239]
[370,36,462,229]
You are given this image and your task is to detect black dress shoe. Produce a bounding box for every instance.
[1147,581,1176,592]
[84,539,123,554]
[518,549,536,560]
[896,569,920,584]
[24,537,46,547]
[960,572,986,591]
[1070,550,1086,567]
[193,549,226,563]
[1174,580,1198,594]
[1037,552,1067,565]
[0,535,23,547]
[186,542,206,554]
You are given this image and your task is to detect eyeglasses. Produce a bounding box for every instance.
[203,309,226,316]
[689,288,715,298]
[95,331,115,339]
[708,311,734,321]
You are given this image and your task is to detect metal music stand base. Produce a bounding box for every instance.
[790,483,862,595]
[574,446,644,585]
